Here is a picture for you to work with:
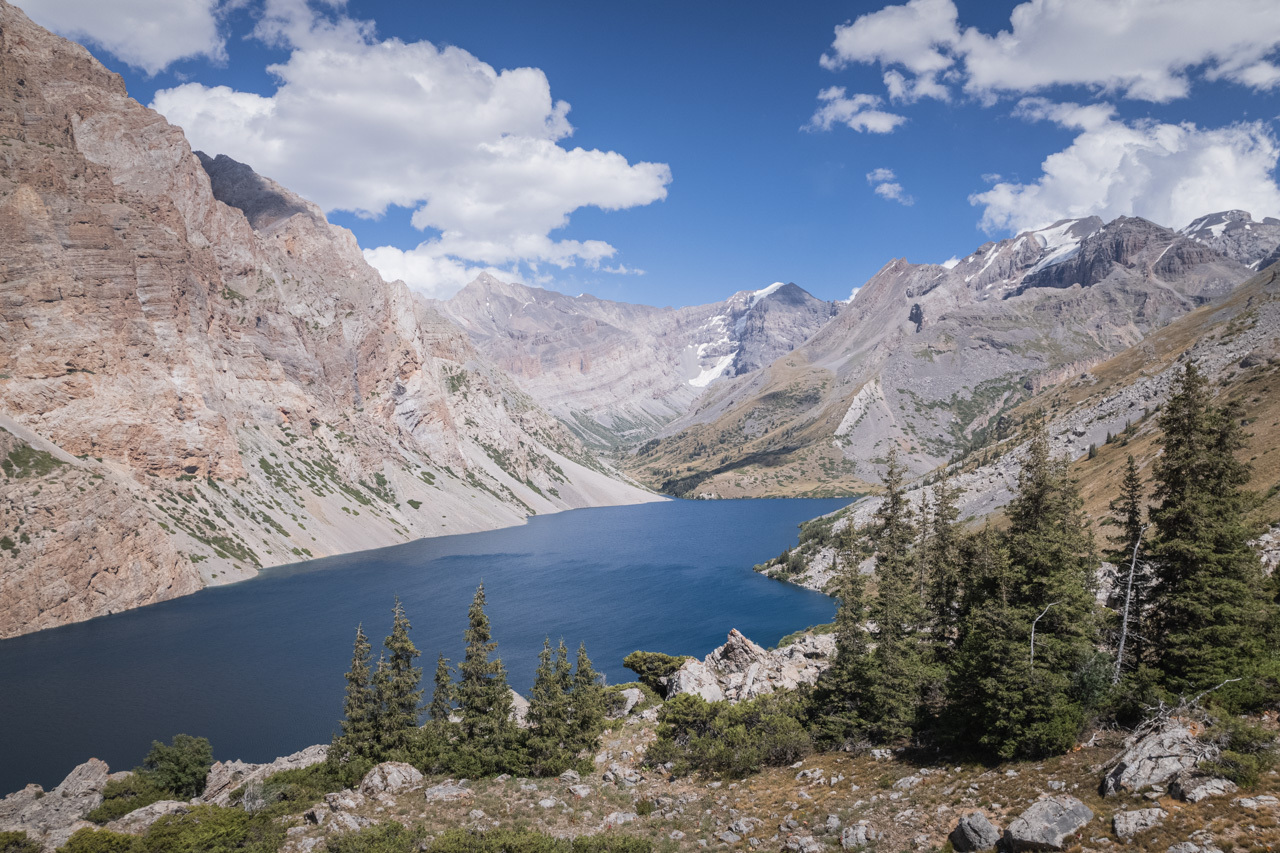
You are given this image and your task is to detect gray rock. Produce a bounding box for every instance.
[717,831,742,844]
[618,688,644,716]
[1169,772,1237,803]
[1102,721,1211,796]
[665,630,836,704]
[841,824,880,849]
[559,770,581,784]
[670,831,686,841]
[604,811,637,826]
[324,790,366,812]
[538,798,558,809]
[1113,808,1167,840]
[202,744,328,807]
[824,815,841,833]
[729,818,758,835]
[423,781,472,803]
[784,834,822,853]
[1234,795,1279,809]
[0,758,111,848]
[358,762,423,795]
[1004,796,1094,851]
[949,812,1001,852]
[509,689,531,728]
[104,800,190,835]
[568,785,592,799]
[1167,844,1224,853]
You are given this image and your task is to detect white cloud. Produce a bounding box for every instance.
[602,264,646,276]
[970,108,1280,234]
[805,88,907,133]
[820,0,1280,105]
[866,168,914,206]
[152,0,670,297]
[361,246,519,300]
[17,0,227,74]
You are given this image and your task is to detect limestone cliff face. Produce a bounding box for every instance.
[430,276,837,449]
[0,0,656,639]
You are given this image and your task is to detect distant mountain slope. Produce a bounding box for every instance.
[429,276,837,448]
[758,259,1280,594]
[626,214,1268,498]
[0,0,656,639]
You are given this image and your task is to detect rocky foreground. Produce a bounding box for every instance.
[3,630,1277,853]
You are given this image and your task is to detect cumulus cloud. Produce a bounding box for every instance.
[17,0,228,74]
[151,0,670,296]
[820,0,1280,104]
[866,168,914,206]
[970,106,1280,234]
[805,88,907,133]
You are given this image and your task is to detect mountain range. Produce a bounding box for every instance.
[2,0,1279,639]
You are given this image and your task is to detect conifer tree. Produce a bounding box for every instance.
[1106,454,1150,675]
[808,562,871,747]
[920,475,965,670]
[456,584,516,751]
[569,642,606,754]
[429,654,455,723]
[526,638,574,775]
[333,624,379,763]
[1147,361,1276,705]
[861,449,929,742]
[375,597,423,754]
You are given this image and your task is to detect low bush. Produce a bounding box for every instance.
[1198,714,1278,788]
[426,829,651,853]
[142,735,214,799]
[621,651,690,695]
[85,773,168,824]
[57,827,136,853]
[326,821,427,853]
[234,762,340,817]
[134,804,283,853]
[646,691,811,778]
[0,831,41,853]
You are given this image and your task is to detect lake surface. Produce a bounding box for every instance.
[0,497,846,795]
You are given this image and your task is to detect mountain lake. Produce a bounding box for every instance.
[0,497,847,794]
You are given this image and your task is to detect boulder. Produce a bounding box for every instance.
[324,790,366,812]
[949,813,1001,852]
[785,835,823,853]
[717,831,742,844]
[104,800,190,835]
[1102,720,1211,796]
[618,688,644,716]
[840,823,880,849]
[1113,808,1167,840]
[568,785,592,799]
[1004,796,1093,852]
[1169,772,1237,803]
[358,762,423,795]
[604,811,637,826]
[423,781,472,803]
[201,744,328,806]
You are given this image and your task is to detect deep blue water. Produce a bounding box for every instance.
[0,498,845,795]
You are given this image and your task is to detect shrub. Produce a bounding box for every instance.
[86,773,168,824]
[326,821,426,853]
[234,762,340,817]
[134,805,282,853]
[647,691,811,778]
[621,651,690,695]
[425,829,652,853]
[143,735,214,799]
[1198,715,1278,788]
[0,832,41,853]
[58,827,136,853]
[602,683,660,718]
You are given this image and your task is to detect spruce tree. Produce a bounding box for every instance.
[375,598,423,754]
[335,624,378,759]
[808,561,871,747]
[455,583,517,767]
[1106,454,1150,676]
[1147,361,1276,706]
[861,450,929,742]
[526,638,574,775]
[569,642,606,755]
[429,654,455,723]
[920,475,965,674]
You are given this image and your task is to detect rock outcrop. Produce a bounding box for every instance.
[104,799,190,835]
[0,0,657,639]
[1003,796,1093,852]
[664,629,835,703]
[949,812,1001,851]
[0,758,109,851]
[200,744,328,806]
[1102,719,1214,796]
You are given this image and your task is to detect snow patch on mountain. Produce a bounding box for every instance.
[690,353,737,388]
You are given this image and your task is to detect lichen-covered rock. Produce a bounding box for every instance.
[1102,720,1212,796]
[422,781,471,803]
[949,813,1001,852]
[1113,808,1167,840]
[1169,772,1237,803]
[1004,796,1093,852]
[359,762,423,795]
[104,800,190,835]
[0,758,110,850]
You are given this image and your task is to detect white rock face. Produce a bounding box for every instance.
[358,762,424,796]
[665,629,836,703]
[1102,720,1213,796]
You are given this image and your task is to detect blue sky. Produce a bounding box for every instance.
[19,0,1280,306]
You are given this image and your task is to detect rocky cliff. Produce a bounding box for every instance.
[627,213,1269,498]
[429,276,837,449]
[0,0,657,639]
